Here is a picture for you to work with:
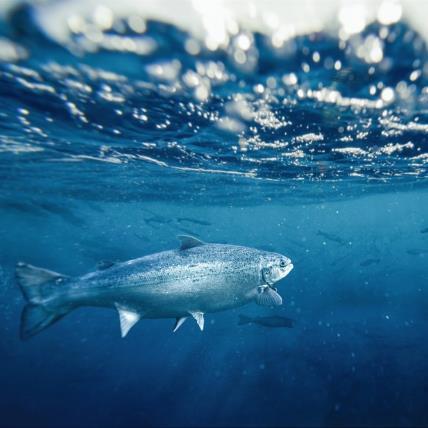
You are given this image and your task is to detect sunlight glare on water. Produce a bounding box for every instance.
[0,0,426,204]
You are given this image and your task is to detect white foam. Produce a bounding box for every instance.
[4,0,426,49]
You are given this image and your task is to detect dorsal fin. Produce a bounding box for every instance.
[96,260,116,270]
[178,235,205,251]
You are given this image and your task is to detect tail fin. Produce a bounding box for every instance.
[238,315,252,325]
[16,262,69,340]
[16,262,65,303]
[20,304,66,340]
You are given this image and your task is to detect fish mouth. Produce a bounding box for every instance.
[283,263,294,277]
[276,262,293,282]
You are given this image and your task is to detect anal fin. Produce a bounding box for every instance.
[189,311,204,331]
[115,303,140,338]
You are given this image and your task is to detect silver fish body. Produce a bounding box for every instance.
[16,236,293,339]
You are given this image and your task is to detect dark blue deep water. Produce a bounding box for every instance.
[0,1,428,427]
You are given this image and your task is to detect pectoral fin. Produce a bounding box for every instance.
[173,317,187,332]
[115,304,140,338]
[256,285,283,306]
[189,311,204,331]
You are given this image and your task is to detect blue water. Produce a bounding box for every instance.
[1,2,428,426]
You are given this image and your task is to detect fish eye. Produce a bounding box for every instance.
[280,260,287,268]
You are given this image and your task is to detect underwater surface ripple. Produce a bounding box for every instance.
[0,1,427,205]
[0,1,428,427]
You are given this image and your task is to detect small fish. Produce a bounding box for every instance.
[407,249,428,256]
[144,216,172,228]
[359,258,380,267]
[134,232,150,242]
[238,314,295,328]
[39,202,84,227]
[0,201,40,215]
[317,230,346,245]
[420,228,428,234]
[177,217,211,226]
[16,235,293,340]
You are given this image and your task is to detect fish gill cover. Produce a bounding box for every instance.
[0,1,427,427]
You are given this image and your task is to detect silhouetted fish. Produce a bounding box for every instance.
[134,232,150,242]
[360,258,381,267]
[407,249,428,255]
[177,217,211,226]
[0,200,39,214]
[238,314,294,328]
[39,202,84,227]
[144,216,172,227]
[317,230,346,245]
[420,227,428,234]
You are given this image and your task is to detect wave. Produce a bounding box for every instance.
[0,0,427,203]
